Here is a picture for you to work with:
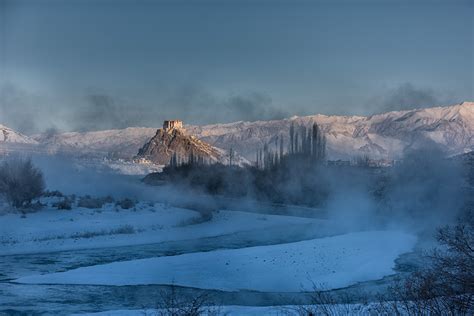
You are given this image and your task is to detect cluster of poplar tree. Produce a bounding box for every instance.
[169,150,209,168]
[255,122,326,169]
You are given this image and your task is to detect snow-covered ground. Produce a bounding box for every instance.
[16,231,416,292]
[0,203,324,255]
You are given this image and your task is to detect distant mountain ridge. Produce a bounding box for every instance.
[1,102,473,161]
[32,127,157,159]
[0,124,38,145]
[188,101,474,160]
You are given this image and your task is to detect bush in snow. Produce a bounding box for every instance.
[379,214,474,315]
[77,195,114,209]
[155,285,220,316]
[43,190,64,198]
[111,224,135,234]
[0,157,45,209]
[116,198,136,209]
[293,283,358,316]
[54,198,73,210]
[69,225,136,239]
[77,196,103,209]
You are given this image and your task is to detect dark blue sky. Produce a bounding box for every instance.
[1,0,473,133]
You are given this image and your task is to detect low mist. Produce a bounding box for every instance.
[27,140,468,239]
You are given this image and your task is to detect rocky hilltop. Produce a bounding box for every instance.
[136,121,246,166]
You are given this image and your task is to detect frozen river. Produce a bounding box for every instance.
[0,226,326,314]
[0,225,421,315]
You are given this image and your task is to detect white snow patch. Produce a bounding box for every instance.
[0,207,322,255]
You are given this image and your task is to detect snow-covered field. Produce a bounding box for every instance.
[0,203,324,255]
[16,230,416,292]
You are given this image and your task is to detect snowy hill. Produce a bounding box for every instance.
[32,127,157,158]
[0,124,38,145]
[0,124,39,156]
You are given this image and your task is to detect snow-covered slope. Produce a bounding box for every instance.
[188,101,474,160]
[33,127,156,158]
[0,124,38,145]
[24,101,474,160]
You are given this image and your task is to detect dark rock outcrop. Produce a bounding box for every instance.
[136,127,227,165]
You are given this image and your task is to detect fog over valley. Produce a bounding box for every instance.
[0,0,473,315]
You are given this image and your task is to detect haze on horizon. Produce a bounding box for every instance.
[0,0,473,134]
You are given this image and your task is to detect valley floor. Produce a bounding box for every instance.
[0,200,418,315]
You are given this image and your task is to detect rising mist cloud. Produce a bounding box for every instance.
[0,83,290,134]
[0,83,42,134]
[0,81,461,135]
[364,82,461,115]
[73,94,148,132]
[382,83,439,111]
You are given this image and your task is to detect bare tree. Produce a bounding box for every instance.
[228,147,234,166]
[153,285,220,316]
[290,122,295,154]
[279,136,284,161]
[0,157,45,208]
[291,283,358,316]
[379,215,474,315]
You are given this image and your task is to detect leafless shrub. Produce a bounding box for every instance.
[293,283,359,316]
[78,195,104,209]
[70,225,136,239]
[153,285,220,316]
[378,215,474,315]
[78,195,114,209]
[110,224,135,234]
[0,157,45,208]
[43,190,64,198]
[54,197,73,210]
[116,198,136,209]
[70,231,104,239]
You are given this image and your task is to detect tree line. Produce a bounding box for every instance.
[256,122,326,170]
[168,121,327,170]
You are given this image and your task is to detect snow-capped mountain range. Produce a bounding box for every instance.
[32,127,157,159]
[0,124,38,145]
[1,102,473,162]
[189,101,474,160]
